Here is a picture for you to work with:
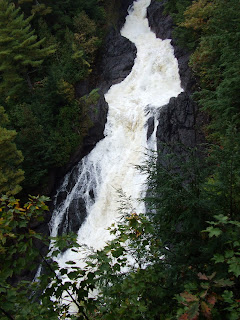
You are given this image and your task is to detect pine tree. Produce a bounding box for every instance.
[0,106,24,195]
[0,0,55,97]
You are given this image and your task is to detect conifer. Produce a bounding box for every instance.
[0,0,55,97]
[0,106,24,195]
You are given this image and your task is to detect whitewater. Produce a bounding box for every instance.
[49,0,182,269]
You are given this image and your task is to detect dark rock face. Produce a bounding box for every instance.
[147,0,195,92]
[147,0,172,41]
[147,0,206,156]
[147,116,155,140]
[58,198,87,235]
[99,29,137,92]
[157,92,205,155]
[118,0,135,29]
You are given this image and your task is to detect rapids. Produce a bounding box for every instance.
[49,0,182,268]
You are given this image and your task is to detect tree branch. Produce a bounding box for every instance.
[38,251,90,320]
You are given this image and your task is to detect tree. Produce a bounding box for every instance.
[0,194,59,320]
[0,194,95,320]
[0,0,55,98]
[0,106,24,195]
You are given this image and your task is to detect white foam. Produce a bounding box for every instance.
[50,0,182,268]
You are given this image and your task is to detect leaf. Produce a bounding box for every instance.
[214,278,234,287]
[198,272,208,280]
[213,214,229,223]
[225,250,234,259]
[200,290,208,299]
[222,290,234,303]
[233,241,240,247]
[188,302,199,319]
[181,292,199,303]
[213,254,225,263]
[18,208,26,212]
[205,226,222,237]
[228,259,240,277]
[208,272,216,280]
[207,294,217,306]
[201,301,211,318]
[179,313,189,320]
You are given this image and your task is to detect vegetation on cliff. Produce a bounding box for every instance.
[0,106,24,195]
[0,0,107,195]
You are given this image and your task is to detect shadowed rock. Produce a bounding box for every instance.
[147,0,207,159]
[147,0,195,92]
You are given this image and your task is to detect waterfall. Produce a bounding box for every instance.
[49,0,182,267]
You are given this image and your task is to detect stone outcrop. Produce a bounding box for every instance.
[99,29,136,92]
[147,0,195,92]
[157,92,206,156]
[147,0,206,155]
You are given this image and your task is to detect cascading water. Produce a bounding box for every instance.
[49,0,182,267]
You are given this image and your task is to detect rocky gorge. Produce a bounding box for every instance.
[35,0,206,251]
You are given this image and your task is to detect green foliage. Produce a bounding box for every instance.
[8,89,95,192]
[176,213,240,320]
[0,195,95,320]
[0,195,59,320]
[164,0,198,50]
[2,1,240,319]
[0,0,55,98]
[1,139,240,320]
[167,0,240,136]
[0,0,107,195]
[0,106,24,195]
[82,213,165,319]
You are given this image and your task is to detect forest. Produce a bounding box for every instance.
[1,0,240,319]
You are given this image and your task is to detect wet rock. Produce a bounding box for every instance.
[157,93,195,147]
[147,116,155,140]
[173,44,195,93]
[157,92,206,156]
[75,79,90,97]
[147,0,195,92]
[99,28,137,93]
[58,198,87,235]
[100,0,136,92]
[55,190,68,208]
[147,0,172,41]
[89,189,94,200]
[147,0,206,158]
[118,0,135,29]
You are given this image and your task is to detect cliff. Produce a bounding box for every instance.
[48,0,206,237]
[147,0,206,157]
